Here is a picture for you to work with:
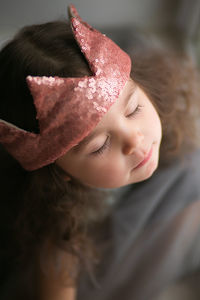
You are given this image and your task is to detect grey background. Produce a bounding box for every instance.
[1,0,200,51]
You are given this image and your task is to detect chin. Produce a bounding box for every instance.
[143,159,158,180]
[133,158,159,184]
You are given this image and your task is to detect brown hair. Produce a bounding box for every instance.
[0,20,200,298]
[131,48,200,167]
[0,21,108,298]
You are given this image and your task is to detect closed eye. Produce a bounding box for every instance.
[90,136,110,156]
[126,105,143,118]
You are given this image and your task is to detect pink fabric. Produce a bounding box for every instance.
[0,5,131,170]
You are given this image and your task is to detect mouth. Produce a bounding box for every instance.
[133,146,153,170]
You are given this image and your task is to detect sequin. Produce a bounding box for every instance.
[0,4,131,171]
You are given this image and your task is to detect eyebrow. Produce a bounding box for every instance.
[73,82,137,153]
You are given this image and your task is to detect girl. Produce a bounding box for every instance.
[1,5,200,300]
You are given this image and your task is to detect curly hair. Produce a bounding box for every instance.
[0,20,200,298]
[131,48,200,167]
[0,21,109,298]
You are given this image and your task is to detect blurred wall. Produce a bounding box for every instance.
[0,0,174,46]
[0,0,200,58]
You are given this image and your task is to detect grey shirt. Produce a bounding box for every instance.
[77,149,200,300]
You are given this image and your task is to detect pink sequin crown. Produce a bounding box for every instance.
[0,5,131,170]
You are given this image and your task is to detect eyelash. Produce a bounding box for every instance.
[91,136,110,156]
[126,104,143,118]
[91,105,144,156]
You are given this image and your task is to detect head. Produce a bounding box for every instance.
[0,17,164,190]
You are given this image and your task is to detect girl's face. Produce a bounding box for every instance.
[56,78,162,189]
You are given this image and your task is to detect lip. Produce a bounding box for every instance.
[134,146,153,170]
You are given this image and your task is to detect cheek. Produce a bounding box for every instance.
[81,157,127,188]
[140,90,161,136]
[146,103,162,139]
[154,110,162,139]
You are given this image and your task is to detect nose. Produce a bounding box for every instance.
[122,129,144,156]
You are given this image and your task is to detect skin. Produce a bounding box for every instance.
[56,78,162,189]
